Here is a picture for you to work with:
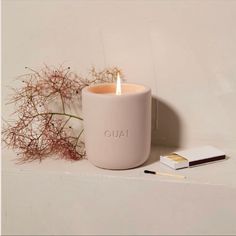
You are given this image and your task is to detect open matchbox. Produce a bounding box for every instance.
[160,146,226,170]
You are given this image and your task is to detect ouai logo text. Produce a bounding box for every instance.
[104,129,129,138]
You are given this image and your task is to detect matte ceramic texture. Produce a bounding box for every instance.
[82,83,151,169]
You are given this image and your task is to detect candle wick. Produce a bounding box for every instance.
[116,73,122,95]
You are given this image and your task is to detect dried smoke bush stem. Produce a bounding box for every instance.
[2,65,122,163]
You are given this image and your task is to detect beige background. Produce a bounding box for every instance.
[2,1,236,235]
[2,0,236,152]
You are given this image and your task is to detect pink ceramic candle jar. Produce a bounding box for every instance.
[82,82,151,170]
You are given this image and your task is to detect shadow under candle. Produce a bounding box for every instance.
[143,96,182,166]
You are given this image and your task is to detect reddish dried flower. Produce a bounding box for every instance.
[2,65,122,162]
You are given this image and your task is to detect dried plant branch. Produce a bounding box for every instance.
[2,65,123,163]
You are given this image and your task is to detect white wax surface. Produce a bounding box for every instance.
[87,83,147,95]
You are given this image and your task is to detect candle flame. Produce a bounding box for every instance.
[116,72,122,95]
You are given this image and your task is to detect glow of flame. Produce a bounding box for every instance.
[116,72,122,95]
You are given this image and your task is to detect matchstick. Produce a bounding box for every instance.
[144,170,186,179]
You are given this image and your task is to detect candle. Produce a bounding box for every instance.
[82,75,151,169]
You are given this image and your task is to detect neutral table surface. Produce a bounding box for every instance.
[2,146,236,235]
